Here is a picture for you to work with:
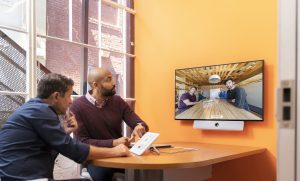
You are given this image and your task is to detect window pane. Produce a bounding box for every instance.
[0,0,27,30]
[39,39,100,95]
[45,0,69,39]
[41,39,84,94]
[88,49,99,68]
[0,94,26,128]
[72,0,84,43]
[101,5,134,54]
[88,0,99,46]
[0,29,27,92]
[102,0,131,11]
[101,5,124,52]
[102,2,119,26]
[101,52,124,97]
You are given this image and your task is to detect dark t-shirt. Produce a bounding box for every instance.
[70,95,149,148]
[0,98,89,180]
[178,92,196,110]
[227,87,250,111]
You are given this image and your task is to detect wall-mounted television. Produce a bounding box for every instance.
[175,60,264,121]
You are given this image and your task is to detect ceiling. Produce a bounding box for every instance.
[176,60,263,86]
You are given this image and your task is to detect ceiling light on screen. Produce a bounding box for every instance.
[209,74,221,84]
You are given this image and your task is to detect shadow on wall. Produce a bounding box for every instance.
[209,150,275,181]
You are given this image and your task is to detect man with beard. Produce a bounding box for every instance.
[70,68,149,181]
[225,78,250,111]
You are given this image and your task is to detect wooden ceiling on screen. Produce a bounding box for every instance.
[176,61,263,86]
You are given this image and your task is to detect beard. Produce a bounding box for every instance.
[101,86,116,96]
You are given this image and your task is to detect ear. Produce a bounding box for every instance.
[92,81,98,88]
[53,92,60,101]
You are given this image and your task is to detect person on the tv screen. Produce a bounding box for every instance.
[197,89,207,101]
[218,88,228,99]
[225,78,250,111]
[178,86,198,113]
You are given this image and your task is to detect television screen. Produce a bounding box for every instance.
[175,60,264,121]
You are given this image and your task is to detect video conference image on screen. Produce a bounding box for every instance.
[175,60,263,121]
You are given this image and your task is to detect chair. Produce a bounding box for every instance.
[122,98,135,137]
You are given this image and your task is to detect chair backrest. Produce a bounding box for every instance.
[122,98,135,137]
[53,153,82,179]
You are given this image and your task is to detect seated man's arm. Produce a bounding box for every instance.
[183,99,197,106]
[121,98,149,138]
[30,111,89,163]
[86,144,130,160]
[32,110,130,162]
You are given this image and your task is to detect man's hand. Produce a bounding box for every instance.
[113,137,130,147]
[130,123,146,140]
[63,112,78,134]
[112,144,131,157]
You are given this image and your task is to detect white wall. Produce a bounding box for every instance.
[241,81,263,108]
[210,88,220,99]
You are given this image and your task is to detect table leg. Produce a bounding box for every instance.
[125,169,163,181]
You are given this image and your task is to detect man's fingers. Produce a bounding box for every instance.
[137,127,146,137]
[69,111,75,117]
[136,130,141,137]
[128,134,135,142]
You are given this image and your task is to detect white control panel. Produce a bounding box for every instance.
[129,132,159,155]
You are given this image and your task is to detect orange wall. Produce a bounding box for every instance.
[135,0,277,180]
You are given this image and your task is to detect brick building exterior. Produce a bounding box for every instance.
[46,0,124,95]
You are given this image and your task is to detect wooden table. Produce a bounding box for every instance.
[176,99,262,120]
[90,142,266,181]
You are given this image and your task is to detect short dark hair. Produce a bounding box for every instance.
[224,78,234,85]
[37,73,74,99]
[190,86,197,90]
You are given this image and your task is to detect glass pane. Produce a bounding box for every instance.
[88,48,99,68]
[0,0,27,31]
[43,39,84,94]
[101,5,134,54]
[36,0,46,35]
[101,51,124,97]
[102,2,119,26]
[72,0,84,43]
[0,94,26,128]
[45,0,69,39]
[88,0,99,46]
[102,0,131,10]
[101,3,124,53]
[86,48,100,93]
[0,29,27,92]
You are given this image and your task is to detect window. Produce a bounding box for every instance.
[0,0,135,126]
[0,0,28,127]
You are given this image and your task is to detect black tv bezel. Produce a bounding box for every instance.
[174,59,264,121]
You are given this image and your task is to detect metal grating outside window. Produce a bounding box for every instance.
[0,30,26,93]
[0,30,27,127]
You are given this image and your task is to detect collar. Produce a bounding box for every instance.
[85,90,107,108]
[32,97,58,115]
